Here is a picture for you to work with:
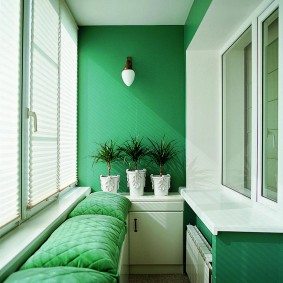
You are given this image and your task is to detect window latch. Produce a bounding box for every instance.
[27,108,37,132]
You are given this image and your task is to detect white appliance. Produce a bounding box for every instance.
[186,225,212,283]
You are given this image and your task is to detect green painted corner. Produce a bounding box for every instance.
[183,204,212,245]
[196,216,213,245]
[184,0,212,49]
[212,235,217,282]
[78,26,185,192]
[184,202,197,226]
[213,232,283,283]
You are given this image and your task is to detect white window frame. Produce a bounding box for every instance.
[221,25,253,198]
[220,13,259,204]
[221,0,283,211]
[257,1,282,210]
[0,0,78,236]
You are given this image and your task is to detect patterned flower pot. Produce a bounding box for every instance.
[100,175,120,193]
[127,169,146,197]
[150,174,171,196]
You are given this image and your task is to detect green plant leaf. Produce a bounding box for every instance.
[148,136,178,175]
[91,139,120,175]
[118,136,149,170]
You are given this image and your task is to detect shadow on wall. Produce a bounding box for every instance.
[78,26,186,192]
[186,158,218,189]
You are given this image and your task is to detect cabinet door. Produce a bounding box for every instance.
[129,212,183,265]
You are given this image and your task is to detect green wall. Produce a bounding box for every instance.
[214,232,283,283]
[184,0,212,49]
[78,26,185,192]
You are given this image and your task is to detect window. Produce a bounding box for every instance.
[0,0,77,236]
[260,9,279,202]
[27,0,60,208]
[59,1,78,190]
[222,27,252,198]
[222,2,282,208]
[0,0,22,232]
[262,9,279,202]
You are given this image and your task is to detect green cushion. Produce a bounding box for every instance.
[68,191,131,222]
[4,267,116,283]
[20,215,126,276]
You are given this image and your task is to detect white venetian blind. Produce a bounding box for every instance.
[28,0,60,207]
[0,0,22,228]
[59,1,78,190]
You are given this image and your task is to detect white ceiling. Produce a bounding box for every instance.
[65,0,193,26]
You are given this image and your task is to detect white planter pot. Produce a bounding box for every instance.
[127,169,146,197]
[150,174,171,196]
[100,175,120,193]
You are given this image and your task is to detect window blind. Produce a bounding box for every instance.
[59,1,78,190]
[0,0,22,228]
[28,0,60,207]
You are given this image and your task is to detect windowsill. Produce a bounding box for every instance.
[180,187,283,235]
[0,186,91,281]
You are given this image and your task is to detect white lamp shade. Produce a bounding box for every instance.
[122,69,135,86]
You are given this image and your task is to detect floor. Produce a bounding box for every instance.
[128,274,190,283]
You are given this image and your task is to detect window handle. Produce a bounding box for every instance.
[268,130,276,149]
[272,135,275,148]
[134,218,138,232]
[27,109,37,132]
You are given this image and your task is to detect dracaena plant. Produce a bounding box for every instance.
[148,137,178,176]
[119,136,149,170]
[91,139,120,176]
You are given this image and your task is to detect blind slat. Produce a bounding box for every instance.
[1,0,78,231]
[28,0,60,207]
[59,0,78,190]
[0,0,21,229]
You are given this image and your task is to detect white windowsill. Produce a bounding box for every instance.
[0,186,91,281]
[180,187,283,235]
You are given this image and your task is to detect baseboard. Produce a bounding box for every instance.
[129,265,183,274]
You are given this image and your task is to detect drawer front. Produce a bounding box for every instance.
[129,201,183,212]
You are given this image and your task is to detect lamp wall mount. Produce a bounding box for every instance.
[121,56,135,87]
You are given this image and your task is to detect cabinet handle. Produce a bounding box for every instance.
[134,218,137,232]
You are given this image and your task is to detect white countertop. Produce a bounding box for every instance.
[121,192,183,202]
[180,187,283,235]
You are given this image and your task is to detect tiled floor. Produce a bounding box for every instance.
[128,274,190,283]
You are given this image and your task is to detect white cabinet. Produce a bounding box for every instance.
[127,193,184,274]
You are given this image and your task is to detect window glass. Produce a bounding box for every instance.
[222,27,252,197]
[262,9,278,202]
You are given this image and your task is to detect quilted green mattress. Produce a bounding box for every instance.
[20,214,126,276]
[68,191,131,222]
[4,267,117,283]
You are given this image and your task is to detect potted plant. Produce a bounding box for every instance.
[148,137,178,196]
[91,139,121,193]
[119,136,148,196]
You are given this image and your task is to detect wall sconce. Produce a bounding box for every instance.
[121,57,135,86]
